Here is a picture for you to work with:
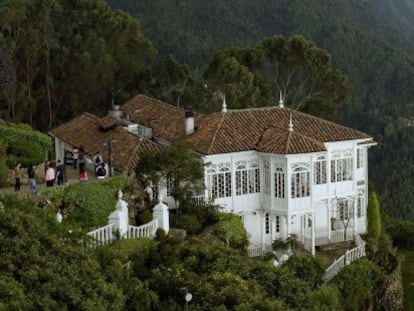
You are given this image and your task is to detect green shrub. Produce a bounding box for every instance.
[333,258,383,311]
[305,285,341,311]
[367,192,381,239]
[384,217,414,249]
[41,186,65,208]
[102,175,129,193]
[213,213,249,252]
[0,161,8,187]
[155,228,167,240]
[181,199,221,226]
[138,209,153,225]
[170,214,202,234]
[63,182,118,229]
[282,254,325,288]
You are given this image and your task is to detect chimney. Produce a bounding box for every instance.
[185,108,194,135]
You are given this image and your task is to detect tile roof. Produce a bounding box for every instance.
[121,94,202,141]
[188,107,371,154]
[50,113,159,172]
[257,127,326,154]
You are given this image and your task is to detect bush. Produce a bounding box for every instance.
[138,209,153,225]
[0,161,8,187]
[367,192,381,239]
[155,228,167,240]
[282,254,325,288]
[181,199,221,226]
[333,258,383,311]
[305,285,341,311]
[213,213,249,252]
[170,214,202,234]
[63,182,118,229]
[384,216,414,249]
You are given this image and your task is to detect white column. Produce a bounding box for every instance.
[153,195,169,233]
[312,212,316,256]
[327,199,331,243]
[108,191,129,238]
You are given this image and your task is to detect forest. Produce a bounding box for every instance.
[0,1,412,308]
[1,1,414,218]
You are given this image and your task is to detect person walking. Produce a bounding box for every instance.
[96,162,106,180]
[56,160,65,185]
[45,162,55,187]
[72,147,79,169]
[14,163,21,191]
[93,151,103,176]
[27,164,36,193]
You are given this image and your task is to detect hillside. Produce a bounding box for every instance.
[107,0,414,220]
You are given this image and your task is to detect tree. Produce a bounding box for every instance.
[135,138,205,210]
[204,35,353,119]
[0,194,124,309]
[367,191,381,239]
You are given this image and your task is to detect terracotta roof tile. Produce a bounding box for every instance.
[50,113,159,173]
[121,94,202,141]
[257,127,326,154]
[189,107,372,154]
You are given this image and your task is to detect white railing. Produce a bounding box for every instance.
[127,218,159,239]
[191,195,205,204]
[248,244,272,257]
[330,228,354,244]
[324,235,366,282]
[248,244,264,257]
[87,223,114,247]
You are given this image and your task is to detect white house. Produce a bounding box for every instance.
[52,94,376,254]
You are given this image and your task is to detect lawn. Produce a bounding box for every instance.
[400,249,414,311]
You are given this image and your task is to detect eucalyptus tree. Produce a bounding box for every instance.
[204,35,353,119]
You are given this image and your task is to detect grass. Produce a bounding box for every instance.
[400,249,414,311]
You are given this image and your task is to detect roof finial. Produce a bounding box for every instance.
[288,113,294,132]
[222,94,227,113]
[278,90,284,108]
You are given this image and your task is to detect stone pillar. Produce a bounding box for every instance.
[108,190,129,238]
[153,195,169,233]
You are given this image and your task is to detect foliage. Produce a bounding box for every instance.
[170,213,202,235]
[272,234,300,251]
[204,35,353,119]
[212,213,249,252]
[367,192,381,239]
[135,138,205,208]
[384,216,414,249]
[282,254,325,288]
[0,194,123,309]
[332,259,383,311]
[137,209,153,225]
[0,0,156,130]
[62,182,118,229]
[305,284,341,311]
[0,123,51,167]
[180,199,221,227]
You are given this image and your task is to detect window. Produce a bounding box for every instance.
[206,163,232,198]
[166,176,174,197]
[357,149,364,169]
[264,161,271,195]
[291,163,310,198]
[314,155,327,184]
[275,215,280,233]
[338,200,352,221]
[357,191,365,218]
[235,161,260,195]
[274,167,285,198]
[265,213,270,234]
[331,150,353,183]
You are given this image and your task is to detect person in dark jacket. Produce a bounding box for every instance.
[56,160,65,185]
[27,164,36,193]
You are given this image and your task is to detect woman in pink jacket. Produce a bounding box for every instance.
[45,162,55,187]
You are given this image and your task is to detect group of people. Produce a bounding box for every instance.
[13,148,107,192]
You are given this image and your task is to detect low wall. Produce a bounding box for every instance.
[377,262,404,311]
